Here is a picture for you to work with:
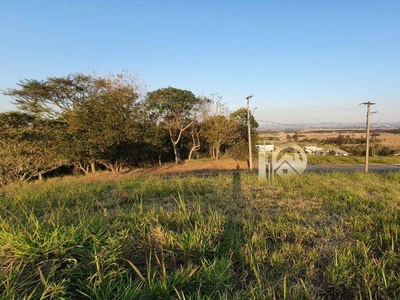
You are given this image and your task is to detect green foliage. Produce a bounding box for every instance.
[3,72,152,175]
[2,172,400,298]
[0,112,69,184]
[307,154,399,165]
[202,114,239,160]
[4,72,398,188]
[67,72,142,173]
[146,87,206,164]
[4,74,98,119]
[302,133,399,157]
[228,108,259,161]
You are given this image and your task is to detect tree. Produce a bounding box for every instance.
[67,72,142,173]
[140,119,172,166]
[0,112,68,184]
[228,107,259,161]
[186,95,210,161]
[292,131,299,142]
[145,87,205,164]
[4,74,103,120]
[202,100,239,160]
[187,122,202,160]
[4,71,144,174]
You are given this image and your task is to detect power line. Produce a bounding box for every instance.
[256,119,308,128]
[251,96,363,111]
[252,100,364,124]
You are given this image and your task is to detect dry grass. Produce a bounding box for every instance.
[1,172,400,299]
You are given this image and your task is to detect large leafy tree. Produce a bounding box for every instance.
[0,112,68,184]
[186,95,210,160]
[146,87,205,164]
[4,74,102,120]
[201,100,240,160]
[228,107,259,161]
[138,115,174,166]
[4,72,144,174]
[67,73,142,173]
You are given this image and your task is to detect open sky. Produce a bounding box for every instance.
[1,0,399,125]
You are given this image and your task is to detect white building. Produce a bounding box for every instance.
[304,146,324,155]
[256,145,274,152]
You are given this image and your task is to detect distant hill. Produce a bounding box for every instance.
[258,121,400,130]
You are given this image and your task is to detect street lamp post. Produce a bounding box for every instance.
[246,95,253,171]
[361,102,376,173]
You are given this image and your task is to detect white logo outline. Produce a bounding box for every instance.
[272,143,307,179]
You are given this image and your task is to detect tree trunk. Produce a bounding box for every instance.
[173,143,181,164]
[76,162,89,175]
[188,144,200,161]
[188,148,194,161]
[188,128,200,161]
[214,142,221,160]
[90,161,96,174]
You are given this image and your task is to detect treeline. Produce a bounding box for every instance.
[315,134,366,145]
[1,72,258,185]
[339,144,396,157]
[301,133,397,156]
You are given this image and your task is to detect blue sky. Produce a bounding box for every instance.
[1,0,399,125]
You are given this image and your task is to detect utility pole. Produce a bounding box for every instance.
[246,94,253,171]
[361,102,376,173]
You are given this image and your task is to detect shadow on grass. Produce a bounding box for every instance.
[232,171,242,200]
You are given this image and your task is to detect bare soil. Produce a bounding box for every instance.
[79,159,249,183]
[143,159,249,176]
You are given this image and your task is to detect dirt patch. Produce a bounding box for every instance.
[137,159,249,176]
[76,159,249,183]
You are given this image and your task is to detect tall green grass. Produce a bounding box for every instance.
[1,171,400,299]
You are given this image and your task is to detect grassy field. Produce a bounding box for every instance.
[1,171,400,299]
[307,155,399,165]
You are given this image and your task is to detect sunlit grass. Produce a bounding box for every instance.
[307,155,399,165]
[1,171,400,298]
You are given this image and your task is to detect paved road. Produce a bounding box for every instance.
[305,164,400,173]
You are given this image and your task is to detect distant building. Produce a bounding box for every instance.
[304,146,324,155]
[304,145,350,156]
[326,148,350,156]
[256,145,274,152]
